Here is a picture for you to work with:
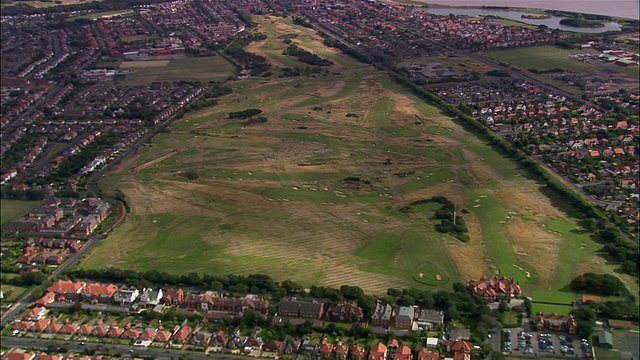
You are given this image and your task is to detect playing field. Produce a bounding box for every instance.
[81,15,625,295]
[1,199,40,225]
[117,55,238,85]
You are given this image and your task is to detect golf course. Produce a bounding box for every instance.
[78,15,635,296]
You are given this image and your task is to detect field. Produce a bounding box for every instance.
[116,56,237,85]
[484,45,599,72]
[80,15,627,295]
[1,200,40,225]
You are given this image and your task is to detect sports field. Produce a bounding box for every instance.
[81,16,627,295]
[1,200,40,225]
[117,56,237,85]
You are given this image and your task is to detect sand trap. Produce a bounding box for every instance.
[419,273,425,278]
[473,204,481,208]
[436,274,442,281]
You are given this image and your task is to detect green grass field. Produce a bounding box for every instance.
[80,15,629,295]
[531,290,577,305]
[531,302,574,316]
[119,55,238,85]
[484,45,598,72]
[1,200,40,225]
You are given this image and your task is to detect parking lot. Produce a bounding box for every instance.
[500,328,594,358]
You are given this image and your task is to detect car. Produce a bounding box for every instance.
[95,346,102,351]
[127,350,134,353]
[80,342,86,346]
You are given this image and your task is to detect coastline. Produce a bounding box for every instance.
[383,0,640,20]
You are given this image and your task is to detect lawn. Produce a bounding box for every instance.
[81,14,626,295]
[531,290,577,305]
[531,302,574,316]
[1,199,40,225]
[119,55,238,85]
[484,45,598,72]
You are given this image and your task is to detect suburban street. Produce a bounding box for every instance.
[0,337,242,360]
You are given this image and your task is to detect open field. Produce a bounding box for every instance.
[484,45,599,72]
[116,55,237,85]
[81,15,628,295]
[67,10,134,21]
[1,200,40,225]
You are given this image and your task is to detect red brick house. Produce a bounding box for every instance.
[172,325,192,344]
[319,339,334,359]
[467,276,522,302]
[533,312,578,334]
[325,302,364,323]
[395,345,413,360]
[335,342,349,360]
[369,343,387,360]
[417,348,440,360]
[47,280,86,301]
[350,344,366,360]
[162,288,185,305]
[81,283,118,303]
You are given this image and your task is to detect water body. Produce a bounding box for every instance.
[423,7,623,33]
[416,0,640,20]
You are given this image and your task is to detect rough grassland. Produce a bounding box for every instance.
[1,200,40,225]
[81,16,626,295]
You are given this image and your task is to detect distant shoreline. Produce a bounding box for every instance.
[390,0,640,20]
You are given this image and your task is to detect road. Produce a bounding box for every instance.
[0,337,242,360]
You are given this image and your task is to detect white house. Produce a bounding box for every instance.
[113,285,139,305]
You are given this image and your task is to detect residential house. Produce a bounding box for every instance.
[467,276,522,302]
[35,354,63,360]
[154,330,172,342]
[139,288,163,306]
[35,291,56,307]
[162,288,185,305]
[278,298,324,319]
[417,348,440,360]
[209,330,228,350]
[371,301,393,327]
[244,338,264,353]
[533,312,578,334]
[172,325,192,344]
[121,328,140,340]
[394,306,415,330]
[350,344,366,360]
[77,325,93,336]
[262,340,285,357]
[44,321,61,334]
[59,323,78,335]
[91,326,109,338]
[395,345,413,360]
[47,280,86,301]
[139,329,158,342]
[325,302,364,323]
[25,306,46,321]
[447,340,472,360]
[113,285,139,305]
[3,349,36,360]
[81,283,118,303]
[190,332,213,347]
[415,309,444,329]
[335,342,349,360]
[319,338,334,359]
[30,319,50,332]
[106,326,123,338]
[369,343,388,360]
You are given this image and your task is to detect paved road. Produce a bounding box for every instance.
[0,337,241,360]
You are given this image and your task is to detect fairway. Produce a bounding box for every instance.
[81,15,625,295]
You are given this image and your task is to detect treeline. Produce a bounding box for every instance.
[283,45,333,66]
[222,33,271,76]
[596,227,639,277]
[229,108,262,119]
[570,272,631,297]
[281,66,330,77]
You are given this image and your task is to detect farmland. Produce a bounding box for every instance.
[80,16,625,295]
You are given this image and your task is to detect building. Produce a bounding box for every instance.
[278,298,324,319]
[47,280,86,301]
[113,285,139,305]
[415,309,444,329]
[533,312,578,334]
[325,302,364,323]
[467,276,522,302]
[371,301,393,327]
[394,306,415,330]
[81,283,118,303]
[598,331,613,349]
